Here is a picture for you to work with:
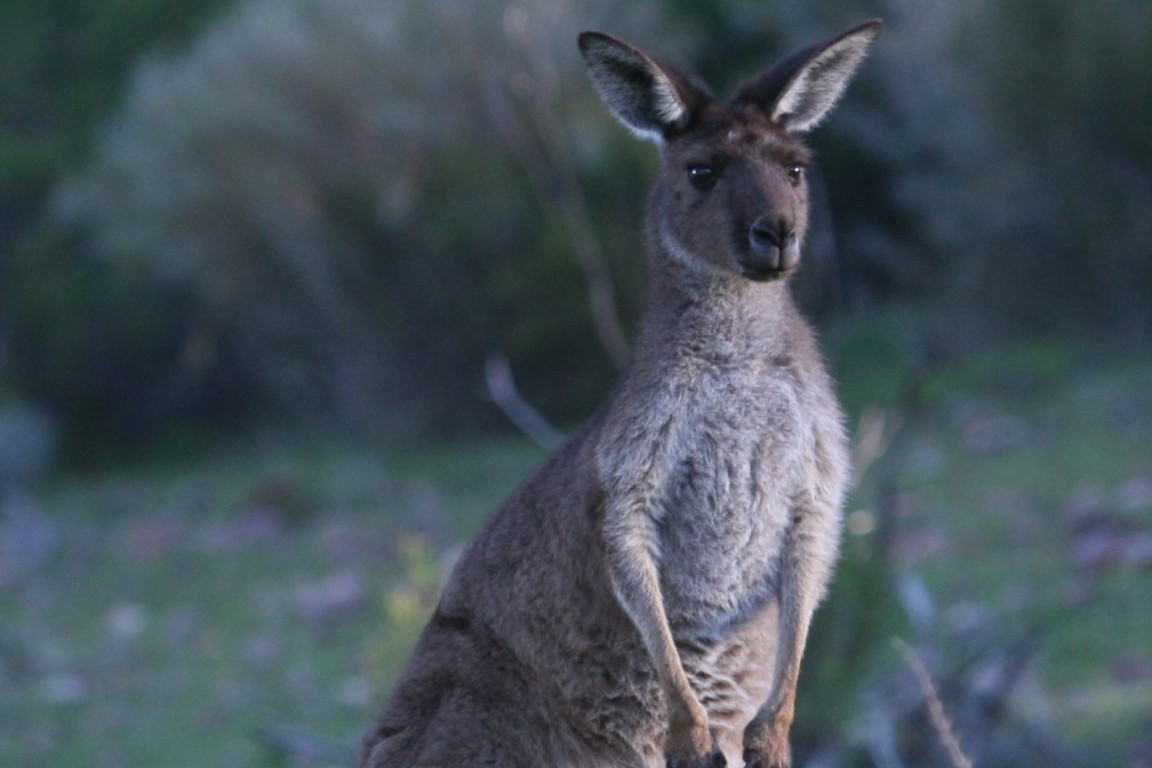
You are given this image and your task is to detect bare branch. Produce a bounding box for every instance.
[892,637,974,768]
[485,354,566,450]
[851,406,901,490]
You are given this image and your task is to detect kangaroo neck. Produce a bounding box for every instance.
[632,251,798,369]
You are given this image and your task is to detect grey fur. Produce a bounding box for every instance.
[360,21,880,768]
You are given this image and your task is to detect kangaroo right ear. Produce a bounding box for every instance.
[735,20,882,134]
[578,31,709,143]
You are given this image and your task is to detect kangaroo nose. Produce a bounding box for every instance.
[749,217,792,250]
[742,217,798,279]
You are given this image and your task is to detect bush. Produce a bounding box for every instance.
[60,0,1152,439]
[0,0,233,453]
[853,0,1152,338]
[61,0,668,435]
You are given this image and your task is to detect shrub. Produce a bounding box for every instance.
[61,0,667,434]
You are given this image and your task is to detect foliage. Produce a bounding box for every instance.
[0,0,232,449]
[968,0,1152,337]
[861,0,1152,337]
[7,0,1148,443]
[0,0,230,212]
[60,0,669,434]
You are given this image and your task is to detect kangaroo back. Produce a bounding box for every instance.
[360,21,881,768]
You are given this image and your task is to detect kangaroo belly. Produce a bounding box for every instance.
[680,601,780,764]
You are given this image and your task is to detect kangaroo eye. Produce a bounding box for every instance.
[687,164,718,191]
[786,164,804,186]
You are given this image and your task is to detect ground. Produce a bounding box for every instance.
[1,336,1149,768]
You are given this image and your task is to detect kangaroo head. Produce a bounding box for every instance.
[579,21,881,283]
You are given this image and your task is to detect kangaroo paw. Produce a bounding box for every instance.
[742,741,790,768]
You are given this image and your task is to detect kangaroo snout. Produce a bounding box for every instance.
[743,216,798,279]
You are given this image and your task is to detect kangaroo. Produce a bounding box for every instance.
[360,21,881,768]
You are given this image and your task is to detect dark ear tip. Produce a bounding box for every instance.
[577,30,610,54]
[855,19,885,37]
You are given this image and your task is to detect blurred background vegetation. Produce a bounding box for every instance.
[1,0,1149,766]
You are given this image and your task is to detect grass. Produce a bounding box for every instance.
[0,437,545,768]
[1,340,1149,767]
[863,344,1152,759]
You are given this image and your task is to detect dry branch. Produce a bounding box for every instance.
[485,354,566,449]
[893,637,975,768]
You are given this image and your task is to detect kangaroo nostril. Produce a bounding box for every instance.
[749,217,792,250]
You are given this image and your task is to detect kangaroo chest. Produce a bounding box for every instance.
[651,365,807,634]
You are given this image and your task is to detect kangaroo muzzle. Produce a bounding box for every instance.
[742,216,799,279]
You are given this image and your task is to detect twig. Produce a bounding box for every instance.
[892,637,974,768]
[485,354,567,450]
[851,406,901,490]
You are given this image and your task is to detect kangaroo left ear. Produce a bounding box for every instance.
[735,20,882,134]
[579,31,711,143]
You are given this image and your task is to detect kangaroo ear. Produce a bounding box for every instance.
[578,31,710,143]
[735,20,882,133]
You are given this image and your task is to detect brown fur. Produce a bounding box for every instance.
[360,21,882,768]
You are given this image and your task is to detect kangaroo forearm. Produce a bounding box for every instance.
[604,523,694,696]
[745,506,837,761]
[603,513,715,766]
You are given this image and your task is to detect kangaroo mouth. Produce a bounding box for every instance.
[738,247,798,281]
[740,264,794,282]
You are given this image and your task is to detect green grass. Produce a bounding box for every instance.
[0,436,545,768]
[1,342,1149,766]
[867,346,1152,755]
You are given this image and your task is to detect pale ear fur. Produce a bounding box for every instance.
[771,21,882,132]
[734,20,882,134]
[578,31,708,143]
